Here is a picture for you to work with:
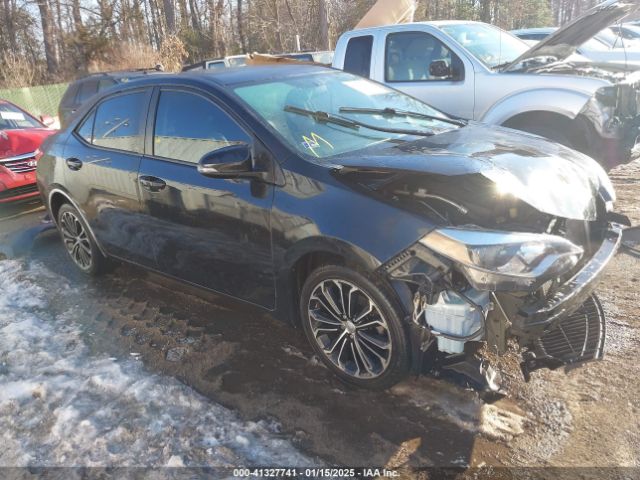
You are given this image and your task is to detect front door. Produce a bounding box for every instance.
[137,88,276,309]
[380,30,475,120]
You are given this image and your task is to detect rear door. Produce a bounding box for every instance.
[137,87,276,308]
[62,88,153,265]
[342,35,375,78]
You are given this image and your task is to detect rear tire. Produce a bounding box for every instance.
[299,265,410,390]
[57,203,109,275]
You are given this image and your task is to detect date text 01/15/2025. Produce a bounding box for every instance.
[232,468,400,478]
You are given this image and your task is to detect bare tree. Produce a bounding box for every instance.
[0,0,602,88]
[163,0,176,32]
[36,0,59,75]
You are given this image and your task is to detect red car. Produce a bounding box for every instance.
[0,100,56,204]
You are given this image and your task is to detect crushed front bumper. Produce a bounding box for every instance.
[514,223,622,335]
[514,224,622,380]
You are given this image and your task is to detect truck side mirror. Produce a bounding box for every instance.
[429,60,452,79]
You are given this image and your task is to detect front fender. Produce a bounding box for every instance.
[281,235,381,275]
[481,88,591,125]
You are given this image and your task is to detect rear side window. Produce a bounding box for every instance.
[75,80,98,104]
[153,90,250,163]
[60,84,78,108]
[76,110,95,143]
[343,35,373,78]
[88,92,147,153]
[97,78,116,92]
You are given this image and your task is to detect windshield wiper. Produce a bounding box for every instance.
[492,61,515,71]
[338,107,466,127]
[284,105,436,137]
[284,105,359,129]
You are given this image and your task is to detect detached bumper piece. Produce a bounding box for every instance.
[521,294,605,381]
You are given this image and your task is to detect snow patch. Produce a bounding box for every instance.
[0,259,313,467]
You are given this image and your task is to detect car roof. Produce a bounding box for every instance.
[511,27,556,34]
[77,69,164,82]
[118,64,337,90]
[344,20,486,35]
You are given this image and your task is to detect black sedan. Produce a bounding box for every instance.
[37,65,624,389]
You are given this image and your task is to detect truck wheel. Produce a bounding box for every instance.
[300,265,410,389]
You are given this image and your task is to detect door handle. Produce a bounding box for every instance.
[66,158,83,171]
[139,175,167,192]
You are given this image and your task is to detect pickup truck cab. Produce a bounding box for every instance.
[332,0,640,169]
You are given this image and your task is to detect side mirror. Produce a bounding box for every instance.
[429,60,452,79]
[39,114,55,128]
[198,143,266,180]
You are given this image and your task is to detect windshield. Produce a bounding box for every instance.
[596,28,622,48]
[581,36,610,52]
[234,71,458,159]
[622,24,640,38]
[440,23,529,68]
[0,102,42,130]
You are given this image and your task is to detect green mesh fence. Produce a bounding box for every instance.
[0,82,69,118]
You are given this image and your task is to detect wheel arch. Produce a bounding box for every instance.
[481,88,590,126]
[275,236,414,327]
[49,188,71,224]
[501,110,590,151]
[47,187,107,257]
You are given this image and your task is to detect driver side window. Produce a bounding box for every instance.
[153,90,250,164]
[385,31,463,83]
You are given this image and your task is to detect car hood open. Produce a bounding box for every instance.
[503,0,640,72]
[330,123,614,222]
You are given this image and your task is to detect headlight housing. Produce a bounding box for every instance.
[420,228,584,291]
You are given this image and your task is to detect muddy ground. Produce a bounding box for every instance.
[0,161,639,475]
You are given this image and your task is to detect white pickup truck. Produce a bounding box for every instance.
[332,0,640,169]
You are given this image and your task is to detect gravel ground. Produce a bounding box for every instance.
[0,160,638,476]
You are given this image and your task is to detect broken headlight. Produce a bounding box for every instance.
[420,228,583,291]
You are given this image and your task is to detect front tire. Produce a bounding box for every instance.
[57,203,109,275]
[300,265,410,389]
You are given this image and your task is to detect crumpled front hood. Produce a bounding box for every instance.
[504,0,640,72]
[331,123,614,221]
[0,128,54,159]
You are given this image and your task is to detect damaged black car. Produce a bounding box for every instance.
[36,65,627,389]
